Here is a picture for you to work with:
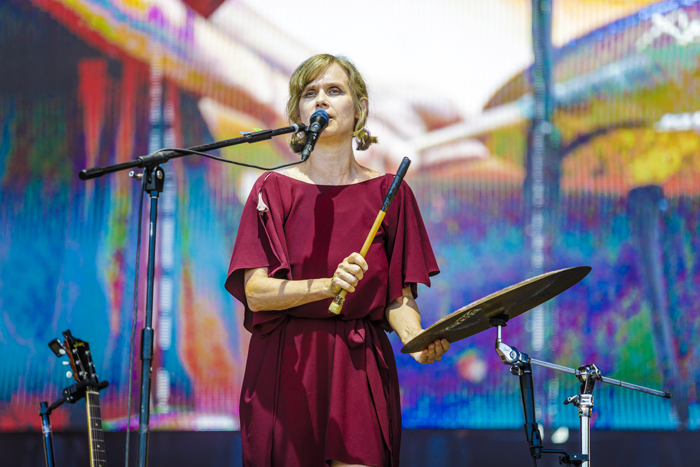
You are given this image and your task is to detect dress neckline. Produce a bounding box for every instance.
[273,171,388,187]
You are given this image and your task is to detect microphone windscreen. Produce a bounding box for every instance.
[311,109,329,122]
[309,110,329,131]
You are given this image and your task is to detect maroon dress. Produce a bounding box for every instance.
[225,172,439,467]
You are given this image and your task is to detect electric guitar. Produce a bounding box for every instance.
[62,330,107,467]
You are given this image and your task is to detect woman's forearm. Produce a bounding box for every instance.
[244,267,334,311]
[385,286,424,344]
[386,286,451,364]
[244,253,368,312]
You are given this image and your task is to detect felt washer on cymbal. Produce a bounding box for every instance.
[401,266,591,354]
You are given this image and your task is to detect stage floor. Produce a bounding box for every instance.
[3,429,696,466]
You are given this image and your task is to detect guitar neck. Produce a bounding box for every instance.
[86,390,107,467]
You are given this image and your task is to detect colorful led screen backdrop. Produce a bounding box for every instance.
[1,0,698,432]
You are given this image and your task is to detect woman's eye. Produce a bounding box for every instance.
[304,90,315,97]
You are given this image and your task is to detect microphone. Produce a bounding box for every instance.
[301,110,329,161]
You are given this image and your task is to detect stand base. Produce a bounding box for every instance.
[560,453,588,466]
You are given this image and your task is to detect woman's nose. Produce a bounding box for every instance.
[315,91,329,108]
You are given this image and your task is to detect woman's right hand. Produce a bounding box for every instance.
[329,253,368,295]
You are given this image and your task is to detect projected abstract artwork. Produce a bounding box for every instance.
[1,0,698,435]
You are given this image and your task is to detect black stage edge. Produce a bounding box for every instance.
[2,430,695,466]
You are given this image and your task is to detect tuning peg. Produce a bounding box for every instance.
[62,361,70,365]
[66,371,73,379]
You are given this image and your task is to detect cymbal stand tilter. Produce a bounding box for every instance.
[489,315,671,467]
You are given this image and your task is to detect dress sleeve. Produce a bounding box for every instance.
[224,172,291,334]
[384,181,440,305]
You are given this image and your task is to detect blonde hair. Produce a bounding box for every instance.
[286,54,378,152]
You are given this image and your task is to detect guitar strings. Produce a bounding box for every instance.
[87,391,106,465]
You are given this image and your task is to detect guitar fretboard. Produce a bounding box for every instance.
[87,390,107,467]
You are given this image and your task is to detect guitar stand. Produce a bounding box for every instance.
[489,315,670,467]
[39,380,109,467]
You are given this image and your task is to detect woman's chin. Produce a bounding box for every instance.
[317,133,353,148]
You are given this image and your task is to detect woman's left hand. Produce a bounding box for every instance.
[385,288,451,365]
[411,338,450,364]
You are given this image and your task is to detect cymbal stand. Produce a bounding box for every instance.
[489,316,671,467]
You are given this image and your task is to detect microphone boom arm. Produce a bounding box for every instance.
[79,123,307,180]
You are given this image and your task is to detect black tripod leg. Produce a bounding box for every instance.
[516,360,543,460]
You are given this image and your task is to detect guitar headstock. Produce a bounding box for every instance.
[49,330,100,389]
[48,330,108,466]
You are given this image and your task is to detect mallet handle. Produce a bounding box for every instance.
[328,157,411,314]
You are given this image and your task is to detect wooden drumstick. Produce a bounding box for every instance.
[329,157,412,315]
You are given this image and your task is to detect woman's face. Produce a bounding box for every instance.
[298,63,366,144]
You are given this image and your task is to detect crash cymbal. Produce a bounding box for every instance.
[401,266,591,354]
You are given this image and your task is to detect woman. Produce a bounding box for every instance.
[225,54,450,467]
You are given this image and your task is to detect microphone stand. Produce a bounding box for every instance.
[79,124,305,467]
[490,315,671,467]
